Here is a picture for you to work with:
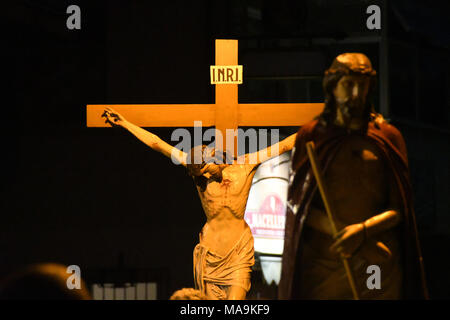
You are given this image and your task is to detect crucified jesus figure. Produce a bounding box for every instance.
[102,107,296,300]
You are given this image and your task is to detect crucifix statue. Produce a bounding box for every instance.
[87,39,323,300]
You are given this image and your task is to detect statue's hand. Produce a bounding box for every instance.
[330,223,364,258]
[102,107,125,127]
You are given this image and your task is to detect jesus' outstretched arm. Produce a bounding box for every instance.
[102,107,188,166]
[239,132,297,167]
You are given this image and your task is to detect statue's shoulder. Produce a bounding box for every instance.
[295,119,320,143]
[290,120,321,167]
[369,113,408,159]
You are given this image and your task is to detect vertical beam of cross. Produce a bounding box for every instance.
[86,39,325,161]
[214,40,239,157]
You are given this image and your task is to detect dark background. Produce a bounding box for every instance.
[3,0,450,299]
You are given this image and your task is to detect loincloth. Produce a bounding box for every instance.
[193,225,255,300]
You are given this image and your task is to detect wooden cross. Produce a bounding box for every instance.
[86,39,324,156]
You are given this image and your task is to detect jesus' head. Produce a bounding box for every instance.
[186,145,232,191]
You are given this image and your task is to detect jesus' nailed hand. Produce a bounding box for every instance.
[101,107,297,300]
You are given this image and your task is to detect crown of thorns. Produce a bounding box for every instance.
[325,53,377,77]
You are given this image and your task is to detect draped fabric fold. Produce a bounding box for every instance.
[193,225,255,300]
[279,116,429,300]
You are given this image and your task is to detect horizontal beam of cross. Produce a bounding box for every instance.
[86,103,324,127]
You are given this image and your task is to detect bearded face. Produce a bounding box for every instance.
[332,74,371,129]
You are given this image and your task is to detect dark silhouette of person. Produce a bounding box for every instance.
[0,263,91,300]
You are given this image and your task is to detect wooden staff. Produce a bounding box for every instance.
[306,141,360,300]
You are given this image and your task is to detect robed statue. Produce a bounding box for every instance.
[279,53,429,299]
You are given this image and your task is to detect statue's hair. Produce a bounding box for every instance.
[186,145,232,191]
[170,288,206,300]
[319,53,378,128]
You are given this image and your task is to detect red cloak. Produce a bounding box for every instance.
[278,117,429,299]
